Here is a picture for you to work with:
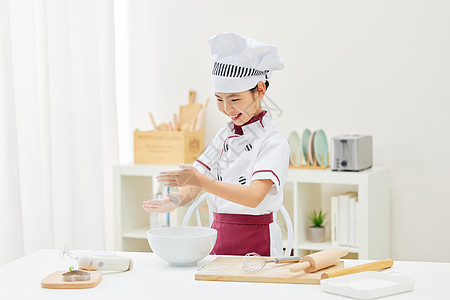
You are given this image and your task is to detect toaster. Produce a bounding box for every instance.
[331,135,372,171]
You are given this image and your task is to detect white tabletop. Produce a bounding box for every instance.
[0,249,448,300]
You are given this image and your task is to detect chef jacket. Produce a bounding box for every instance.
[193,111,289,256]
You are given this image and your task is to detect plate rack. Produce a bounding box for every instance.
[289,152,330,170]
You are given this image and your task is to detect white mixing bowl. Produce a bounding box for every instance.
[147,226,217,266]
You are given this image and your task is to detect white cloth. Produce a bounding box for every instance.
[193,113,289,256]
[208,32,284,92]
[0,0,118,265]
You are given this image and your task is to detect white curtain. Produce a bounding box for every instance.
[0,0,119,265]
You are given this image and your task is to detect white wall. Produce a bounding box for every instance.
[125,0,450,262]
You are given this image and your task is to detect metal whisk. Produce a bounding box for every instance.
[241,252,302,273]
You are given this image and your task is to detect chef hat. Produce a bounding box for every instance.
[208,32,284,93]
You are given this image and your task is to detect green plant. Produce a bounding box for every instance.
[308,209,327,227]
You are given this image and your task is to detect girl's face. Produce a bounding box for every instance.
[215,81,266,126]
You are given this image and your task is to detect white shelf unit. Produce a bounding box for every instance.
[287,167,389,259]
[113,164,389,259]
[113,164,179,252]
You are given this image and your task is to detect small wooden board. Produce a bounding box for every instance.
[41,270,102,289]
[196,257,344,285]
[179,90,202,129]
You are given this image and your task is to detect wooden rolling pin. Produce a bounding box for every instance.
[290,248,349,273]
[321,258,393,279]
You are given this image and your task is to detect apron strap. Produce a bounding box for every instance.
[213,212,273,225]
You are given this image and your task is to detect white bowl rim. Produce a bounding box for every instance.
[147,226,217,239]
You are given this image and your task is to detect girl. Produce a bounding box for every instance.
[142,32,289,257]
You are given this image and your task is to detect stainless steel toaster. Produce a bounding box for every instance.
[331,135,372,171]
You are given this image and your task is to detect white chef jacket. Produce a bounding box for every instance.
[193,112,290,256]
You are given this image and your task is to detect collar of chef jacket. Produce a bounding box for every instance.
[231,110,267,135]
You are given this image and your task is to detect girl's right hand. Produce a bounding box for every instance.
[142,193,182,213]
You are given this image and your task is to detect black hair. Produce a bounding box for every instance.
[249,80,269,93]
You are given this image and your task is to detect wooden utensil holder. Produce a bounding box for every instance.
[289,153,330,170]
[134,129,204,165]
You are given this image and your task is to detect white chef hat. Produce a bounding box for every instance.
[208,32,284,93]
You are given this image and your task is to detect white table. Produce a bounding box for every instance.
[0,249,448,300]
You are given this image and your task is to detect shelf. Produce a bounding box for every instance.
[287,167,388,184]
[296,241,331,251]
[117,164,179,176]
[296,241,359,253]
[118,164,388,184]
[122,226,149,239]
[114,164,389,259]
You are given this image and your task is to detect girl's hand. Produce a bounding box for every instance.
[156,164,202,188]
[142,193,182,213]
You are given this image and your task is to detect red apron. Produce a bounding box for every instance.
[210,212,273,256]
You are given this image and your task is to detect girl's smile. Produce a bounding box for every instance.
[229,113,242,121]
[215,81,266,126]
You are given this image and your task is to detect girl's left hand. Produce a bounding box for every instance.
[156,164,202,188]
[142,196,179,213]
[142,192,183,213]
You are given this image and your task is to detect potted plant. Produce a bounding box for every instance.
[308,209,327,242]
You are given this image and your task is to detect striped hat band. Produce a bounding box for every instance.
[212,62,269,78]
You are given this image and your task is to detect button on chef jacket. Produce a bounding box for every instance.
[193,111,290,257]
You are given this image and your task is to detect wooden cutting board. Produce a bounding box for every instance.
[41,270,102,289]
[179,90,202,130]
[196,257,344,285]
